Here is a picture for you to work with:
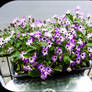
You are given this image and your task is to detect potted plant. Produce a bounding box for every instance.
[0,6,92,80]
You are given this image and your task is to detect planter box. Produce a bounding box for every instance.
[11,61,91,81]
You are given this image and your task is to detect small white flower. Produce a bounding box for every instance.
[77,38,83,45]
[44,31,52,38]
[88,47,92,53]
[21,33,27,36]
[65,19,71,25]
[30,23,36,28]
[41,28,47,32]
[28,15,31,19]
[36,23,43,27]
[26,39,33,45]
[0,38,4,46]
[4,37,11,43]
[46,18,51,22]
[60,27,67,34]
[52,14,59,19]
[87,33,92,39]
[20,51,27,60]
[66,10,70,14]
[67,67,72,72]
[76,6,80,10]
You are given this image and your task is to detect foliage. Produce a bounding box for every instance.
[0,7,92,80]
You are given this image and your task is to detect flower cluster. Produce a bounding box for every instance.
[0,6,92,80]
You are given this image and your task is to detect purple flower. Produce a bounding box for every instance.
[51,36,55,42]
[66,43,73,51]
[56,47,62,56]
[33,31,42,38]
[36,19,42,23]
[76,6,80,14]
[45,66,52,74]
[89,53,92,59]
[81,52,86,59]
[16,33,19,38]
[16,20,22,26]
[21,33,26,36]
[74,23,79,30]
[21,23,26,28]
[69,39,75,48]
[29,55,36,64]
[24,58,29,63]
[70,61,76,66]
[76,57,81,64]
[56,39,62,45]
[80,42,86,48]
[58,36,65,42]
[38,64,45,72]
[56,35,65,45]
[59,56,63,61]
[55,27,59,31]
[47,40,53,48]
[26,37,35,45]
[70,39,75,44]
[76,46,81,51]
[41,37,48,42]
[54,31,60,38]
[52,56,57,62]
[41,71,47,80]
[74,50,80,57]
[23,66,32,71]
[41,47,48,56]
[36,20,43,27]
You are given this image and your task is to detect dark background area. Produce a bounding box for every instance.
[0,0,14,7]
[0,0,91,8]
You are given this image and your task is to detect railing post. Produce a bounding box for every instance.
[6,57,13,79]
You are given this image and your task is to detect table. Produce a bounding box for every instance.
[6,73,92,91]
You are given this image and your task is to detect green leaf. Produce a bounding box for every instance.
[30,45,37,50]
[88,40,92,43]
[64,55,70,64]
[40,42,48,46]
[17,64,20,71]
[71,54,75,59]
[10,50,20,59]
[87,43,92,47]
[28,68,40,77]
[76,31,84,38]
[23,53,31,58]
[66,14,74,23]
[86,27,92,32]
[54,65,62,72]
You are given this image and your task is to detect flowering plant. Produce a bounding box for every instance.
[0,7,92,80]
